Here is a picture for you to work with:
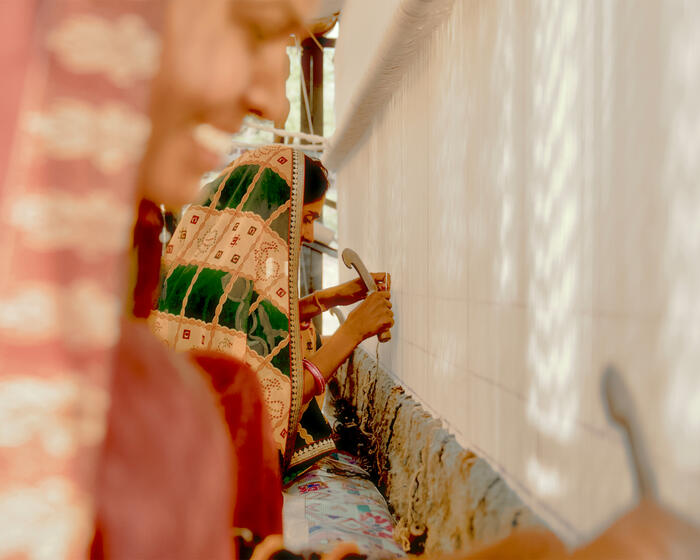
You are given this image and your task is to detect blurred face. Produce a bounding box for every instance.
[300,196,324,244]
[140,0,318,208]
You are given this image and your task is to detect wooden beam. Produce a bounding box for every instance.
[300,37,324,138]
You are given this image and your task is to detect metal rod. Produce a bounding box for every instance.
[329,307,346,324]
[602,365,657,501]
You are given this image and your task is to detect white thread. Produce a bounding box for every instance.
[324,0,455,171]
[241,122,327,145]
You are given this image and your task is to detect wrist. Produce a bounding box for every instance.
[339,320,364,347]
[318,288,339,310]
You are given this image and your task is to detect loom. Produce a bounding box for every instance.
[221,0,700,554]
[329,0,700,554]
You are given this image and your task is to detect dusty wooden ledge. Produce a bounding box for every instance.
[327,347,544,555]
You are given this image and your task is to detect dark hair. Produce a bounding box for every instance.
[303,154,329,203]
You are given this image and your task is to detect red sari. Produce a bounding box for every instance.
[0,2,278,558]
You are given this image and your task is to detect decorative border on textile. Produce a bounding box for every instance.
[148,310,249,355]
[284,149,305,465]
[289,437,336,468]
[240,145,294,185]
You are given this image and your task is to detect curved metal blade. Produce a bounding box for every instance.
[341,248,377,292]
[341,248,390,342]
[329,307,346,324]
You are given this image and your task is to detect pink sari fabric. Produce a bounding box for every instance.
[92,321,233,560]
[0,2,231,558]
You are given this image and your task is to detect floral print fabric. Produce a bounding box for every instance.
[283,451,404,559]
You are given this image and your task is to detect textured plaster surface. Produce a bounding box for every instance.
[328,348,543,555]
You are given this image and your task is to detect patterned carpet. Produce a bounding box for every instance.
[283,451,405,558]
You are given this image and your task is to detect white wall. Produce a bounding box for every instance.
[334,0,700,545]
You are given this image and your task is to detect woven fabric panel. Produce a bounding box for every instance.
[334,0,700,545]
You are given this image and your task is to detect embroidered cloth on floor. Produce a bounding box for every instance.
[283,451,405,558]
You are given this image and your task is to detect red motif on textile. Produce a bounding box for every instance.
[231,254,240,264]
[166,245,173,254]
[214,250,223,259]
[247,226,257,236]
[298,481,328,494]
[183,329,191,340]
[190,215,199,224]
[230,235,240,246]
[276,288,286,297]
[179,231,186,239]
[277,156,288,164]
[233,222,240,231]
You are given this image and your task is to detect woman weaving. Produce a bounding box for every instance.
[149,146,393,477]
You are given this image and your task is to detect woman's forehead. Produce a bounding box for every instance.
[303,197,325,214]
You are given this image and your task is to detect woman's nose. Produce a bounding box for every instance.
[302,222,314,243]
[244,45,290,124]
[245,84,288,124]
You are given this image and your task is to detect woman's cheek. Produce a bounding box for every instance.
[249,41,294,122]
[141,129,217,209]
[202,29,254,107]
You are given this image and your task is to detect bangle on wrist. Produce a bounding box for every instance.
[303,359,326,396]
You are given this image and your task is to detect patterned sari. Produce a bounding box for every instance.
[149,145,335,475]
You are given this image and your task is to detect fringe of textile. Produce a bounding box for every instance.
[328,348,543,555]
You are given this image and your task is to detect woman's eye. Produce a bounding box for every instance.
[243,24,266,51]
[252,24,266,42]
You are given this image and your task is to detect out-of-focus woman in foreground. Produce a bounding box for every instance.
[0,1,316,558]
